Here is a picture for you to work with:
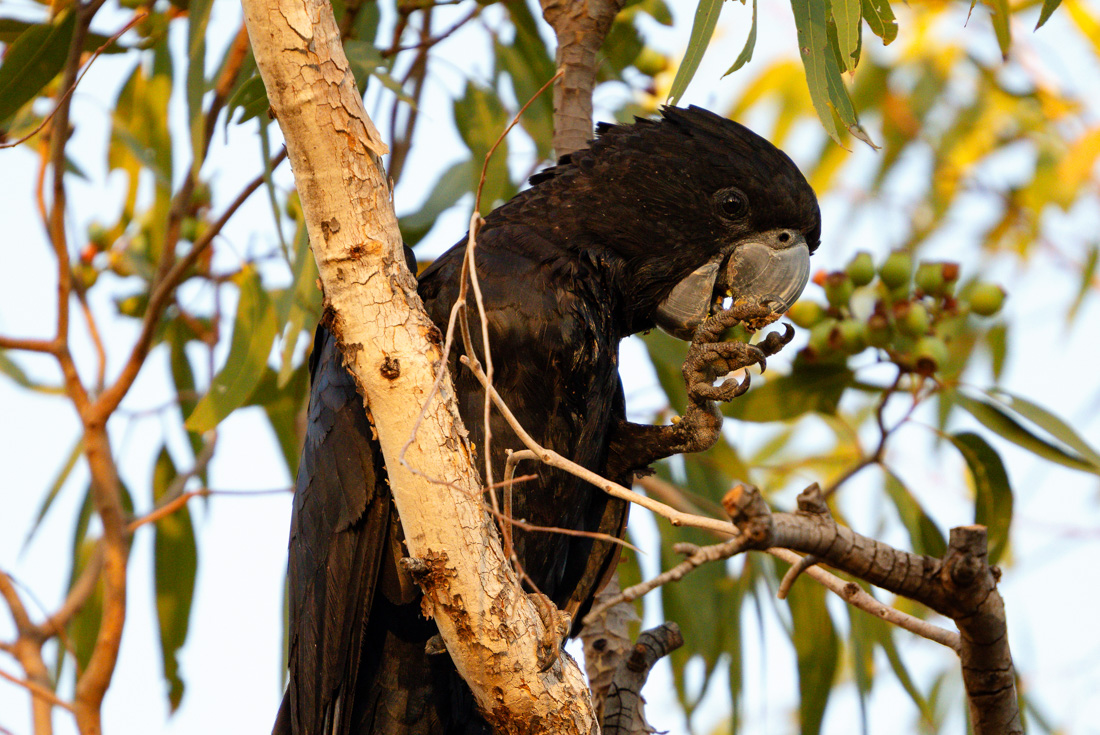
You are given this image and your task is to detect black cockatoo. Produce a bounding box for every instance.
[274,105,821,735]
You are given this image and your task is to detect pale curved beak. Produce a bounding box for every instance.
[655,229,811,341]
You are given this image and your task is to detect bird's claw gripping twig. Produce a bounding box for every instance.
[682,303,794,405]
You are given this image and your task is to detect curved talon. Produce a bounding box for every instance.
[733,370,752,398]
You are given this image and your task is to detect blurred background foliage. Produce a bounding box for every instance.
[1,0,1099,732]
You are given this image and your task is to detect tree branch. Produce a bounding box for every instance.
[538,0,625,155]
[723,482,1019,734]
[240,0,597,730]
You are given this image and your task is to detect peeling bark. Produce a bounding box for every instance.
[240,0,598,731]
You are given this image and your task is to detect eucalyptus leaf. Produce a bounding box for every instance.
[949,432,1013,565]
[152,447,198,711]
[667,0,723,106]
[185,267,278,432]
[0,10,76,124]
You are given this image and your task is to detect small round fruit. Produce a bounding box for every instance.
[846,251,875,287]
[836,319,869,354]
[914,335,948,373]
[915,262,945,296]
[879,251,912,290]
[899,302,931,337]
[867,313,891,347]
[633,47,669,77]
[969,282,1006,317]
[823,272,854,308]
[787,301,827,329]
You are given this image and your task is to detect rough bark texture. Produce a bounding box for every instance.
[723,483,1021,735]
[538,0,626,155]
[240,1,597,731]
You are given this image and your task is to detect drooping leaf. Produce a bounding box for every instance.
[984,389,1100,470]
[226,74,270,125]
[667,0,723,105]
[152,447,198,711]
[185,266,279,432]
[985,0,1012,58]
[0,350,65,394]
[1067,244,1098,323]
[247,365,309,477]
[23,437,84,551]
[861,0,897,45]
[0,17,127,52]
[832,0,862,73]
[276,222,321,387]
[0,10,76,124]
[882,468,947,557]
[790,0,876,148]
[400,158,475,247]
[453,82,515,213]
[948,390,1100,475]
[187,0,214,174]
[788,574,839,734]
[1035,0,1063,29]
[723,0,758,76]
[949,432,1013,565]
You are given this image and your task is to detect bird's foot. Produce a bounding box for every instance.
[684,306,795,403]
[529,592,571,672]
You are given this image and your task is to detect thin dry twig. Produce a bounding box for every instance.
[0,668,73,713]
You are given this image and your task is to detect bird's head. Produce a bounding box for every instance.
[520,106,821,339]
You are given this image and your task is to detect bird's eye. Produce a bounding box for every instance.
[716,189,749,219]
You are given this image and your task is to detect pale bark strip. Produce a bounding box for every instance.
[239,1,597,732]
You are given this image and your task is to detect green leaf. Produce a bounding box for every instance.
[667,0,723,106]
[187,0,214,172]
[400,160,475,247]
[498,1,555,157]
[276,222,321,387]
[1035,0,1062,29]
[152,447,198,712]
[23,437,84,551]
[949,432,1013,565]
[860,0,897,45]
[985,0,1012,59]
[882,468,947,557]
[723,0,757,76]
[247,365,309,477]
[226,74,269,125]
[0,10,76,124]
[790,0,876,148]
[1067,244,1098,323]
[723,362,855,422]
[185,266,279,432]
[453,82,514,213]
[0,350,65,394]
[165,320,206,473]
[984,389,1100,470]
[948,390,1100,475]
[985,323,1008,382]
[0,18,127,53]
[831,0,862,73]
[788,576,839,734]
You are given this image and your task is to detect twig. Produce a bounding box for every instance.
[91,149,288,420]
[0,668,73,713]
[583,538,748,625]
[0,11,145,150]
[777,554,820,599]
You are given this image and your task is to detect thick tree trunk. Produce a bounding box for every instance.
[240,0,597,732]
